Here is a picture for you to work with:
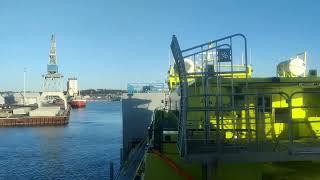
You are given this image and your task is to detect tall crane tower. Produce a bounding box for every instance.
[48,34,58,72]
[40,34,67,108]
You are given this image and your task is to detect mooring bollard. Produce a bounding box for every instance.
[109,161,114,180]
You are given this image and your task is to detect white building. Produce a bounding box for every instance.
[13,92,40,105]
[0,94,4,105]
[67,77,78,97]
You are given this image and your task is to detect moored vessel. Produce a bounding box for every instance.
[118,33,320,180]
[70,98,87,108]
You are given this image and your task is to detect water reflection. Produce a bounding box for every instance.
[0,101,122,179]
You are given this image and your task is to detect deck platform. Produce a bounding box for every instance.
[0,107,71,127]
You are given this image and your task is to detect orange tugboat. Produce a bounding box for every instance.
[70,89,87,108]
[70,97,87,108]
[68,78,87,108]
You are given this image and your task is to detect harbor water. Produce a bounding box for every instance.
[0,101,122,179]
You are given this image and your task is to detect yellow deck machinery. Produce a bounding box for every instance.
[137,34,320,180]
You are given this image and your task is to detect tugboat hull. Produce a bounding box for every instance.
[70,100,86,108]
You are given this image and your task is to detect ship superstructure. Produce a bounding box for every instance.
[119,33,320,180]
[67,77,79,97]
[67,77,87,108]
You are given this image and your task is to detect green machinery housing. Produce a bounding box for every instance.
[138,34,320,180]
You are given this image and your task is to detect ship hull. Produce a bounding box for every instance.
[70,100,86,108]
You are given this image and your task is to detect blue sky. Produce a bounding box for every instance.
[0,0,319,91]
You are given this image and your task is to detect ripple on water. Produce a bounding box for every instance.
[0,101,122,179]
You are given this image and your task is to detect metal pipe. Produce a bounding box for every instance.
[23,67,26,105]
[183,44,231,58]
[182,33,247,52]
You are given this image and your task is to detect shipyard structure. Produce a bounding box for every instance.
[0,35,70,126]
[119,34,320,180]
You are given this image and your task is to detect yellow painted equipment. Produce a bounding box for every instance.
[139,34,320,180]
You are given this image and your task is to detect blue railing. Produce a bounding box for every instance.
[127,83,166,94]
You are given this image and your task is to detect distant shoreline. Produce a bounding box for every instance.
[86,99,121,102]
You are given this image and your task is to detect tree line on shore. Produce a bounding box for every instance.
[80,89,127,96]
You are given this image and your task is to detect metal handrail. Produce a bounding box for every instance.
[171,33,250,157]
[181,33,247,54]
[183,44,231,58]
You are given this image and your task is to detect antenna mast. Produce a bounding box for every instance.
[23,67,26,105]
